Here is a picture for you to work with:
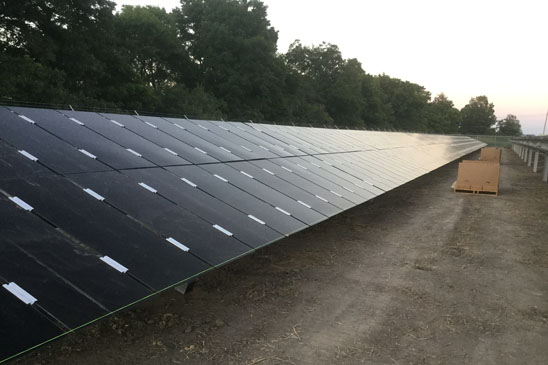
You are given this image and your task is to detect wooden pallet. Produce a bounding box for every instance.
[454,187,498,196]
[454,160,500,197]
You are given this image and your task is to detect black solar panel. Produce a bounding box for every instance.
[0,106,485,361]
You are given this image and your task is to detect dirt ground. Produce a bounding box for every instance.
[13,149,548,365]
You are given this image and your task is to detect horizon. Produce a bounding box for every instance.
[119,0,547,135]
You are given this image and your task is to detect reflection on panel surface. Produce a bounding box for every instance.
[0,106,485,362]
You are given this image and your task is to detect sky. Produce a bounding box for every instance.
[118,0,547,134]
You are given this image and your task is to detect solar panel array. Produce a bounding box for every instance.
[0,105,485,361]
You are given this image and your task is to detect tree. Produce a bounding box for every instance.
[175,0,285,121]
[284,41,367,126]
[326,58,366,127]
[460,95,497,134]
[425,93,460,133]
[0,0,121,105]
[375,75,431,131]
[496,114,522,136]
[116,6,196,90]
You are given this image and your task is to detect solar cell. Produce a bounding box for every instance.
[228,161,343,217]
[59,110,190,167]
[0,140,53,179]
[165,165,310,233]
[250,159,356,210]
[138,115,243,160]
[100,113,220,164]
[0,198,151,310]
[0,289,63,360]
[196,163,328,225]
[0,243,108,328]
[188,120,283,158]
[0,176,209,290]
[8,107,155,170]
[0,108,110,174]
[121,167,284,246]
[68,171,253,265]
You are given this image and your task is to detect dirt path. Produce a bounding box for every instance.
[14,149,548,365]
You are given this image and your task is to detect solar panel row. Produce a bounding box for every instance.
[0,106,485,361]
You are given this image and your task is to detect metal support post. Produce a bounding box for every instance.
[533,151,540,173]
[174,281,194,295]
[528,149,533,167]
[543,154,548,182]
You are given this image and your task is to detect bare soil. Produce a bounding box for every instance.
[13,149,548,364]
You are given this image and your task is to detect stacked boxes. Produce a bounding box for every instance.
[480,147,502,162]
[454,147,501,195]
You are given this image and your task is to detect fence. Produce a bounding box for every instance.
[466,135,513,148]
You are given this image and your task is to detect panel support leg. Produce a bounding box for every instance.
[528,149,533,167]
[174,281,194,295]
[543,154,548,182]
[533,151,540,173]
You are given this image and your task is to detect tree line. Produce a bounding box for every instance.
[0,0,522,135]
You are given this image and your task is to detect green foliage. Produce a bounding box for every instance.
[175,0,284,120]
[459,95,497,134]
[0,54,70,102]
[496,114,522,136]
[0,0,517,133]
[158,84,224,119]
[116,6,196,89]
[375,75,431,131]
[425,93,460,134]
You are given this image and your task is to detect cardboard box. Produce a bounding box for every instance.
[480,147,502,163]
[454,160,500,195]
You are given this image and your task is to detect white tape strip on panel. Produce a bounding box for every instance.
[3,282,37,305]
[297,200,311,209]
[9,197,33,211]
[166,237,190,252]
[181,178,197,188]
[79,149,97,159]
[164,148,178,156]
[214,174,228,182]
[194,147,207,154]
[248,215,266,225]
[18,150,38,162]
[100,256,128,273]
[69,117,84,126]
[126,148,142,157]
[275,207,291,216]
[83,188,105,201]
[138,182,157,193]
[18,115,35,124]
[315,195,329,203]
[213,224,233,236]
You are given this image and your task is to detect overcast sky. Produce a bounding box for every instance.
[118,0,547,134]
